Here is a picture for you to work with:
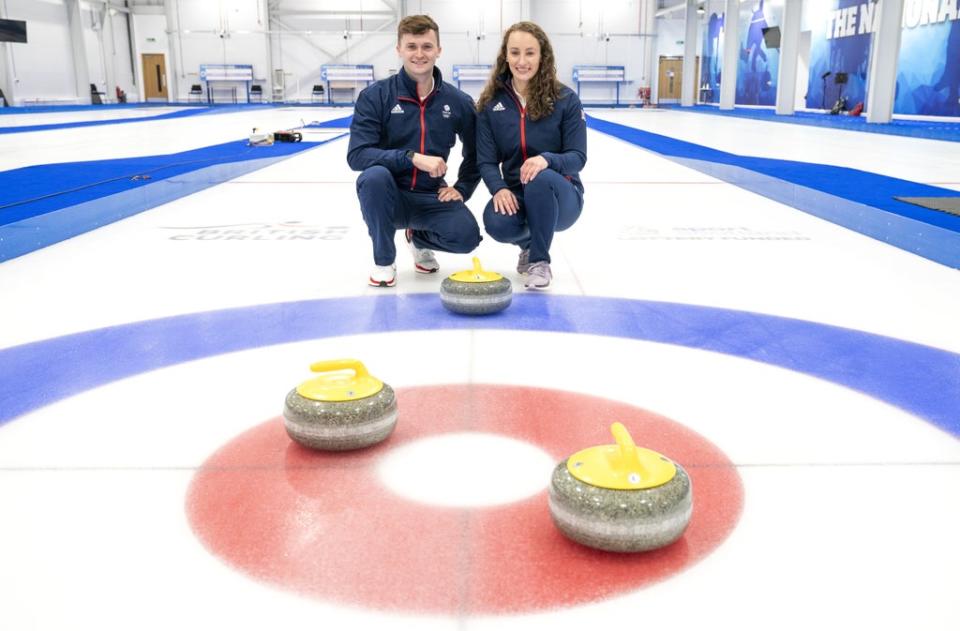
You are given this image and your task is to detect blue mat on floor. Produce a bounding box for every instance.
[667,105,960,142]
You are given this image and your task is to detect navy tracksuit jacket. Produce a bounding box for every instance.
[348,67,482,265]
[476,76,587,264]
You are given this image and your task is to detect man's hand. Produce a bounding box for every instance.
[519,155,549,184]
[437,187,463,202]
[492,188,519,215]
[412,153,448,178]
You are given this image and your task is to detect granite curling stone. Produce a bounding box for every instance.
[549,422,692,552]
[440,257,512,315]
[283,359,397,451]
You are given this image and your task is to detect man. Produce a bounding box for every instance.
[348,15,481,287]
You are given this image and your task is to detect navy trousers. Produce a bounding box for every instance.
[482,169,583,264]
[357,166,482,266]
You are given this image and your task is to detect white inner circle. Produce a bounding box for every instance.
[376,432,557,508]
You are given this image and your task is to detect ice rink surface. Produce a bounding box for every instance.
[1,105,957,630]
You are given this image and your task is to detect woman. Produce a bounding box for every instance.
[476,21,587,290]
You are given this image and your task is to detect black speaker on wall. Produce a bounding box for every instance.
[0,19,27,43]
[761,26,781,49]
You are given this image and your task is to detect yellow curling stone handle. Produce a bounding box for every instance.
[448,257,504,283]
[566,422,677,490]
[296,359,384,402]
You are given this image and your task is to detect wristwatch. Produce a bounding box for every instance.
[405,150,415,162]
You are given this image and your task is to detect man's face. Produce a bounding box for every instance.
[397,31,441,82]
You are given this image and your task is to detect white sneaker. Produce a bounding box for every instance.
[369,263,397,287]
[405,229,439,274]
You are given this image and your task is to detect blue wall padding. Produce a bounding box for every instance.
[0,140,319,226]
[665,105,960,142]
[1,295,957,437]
[586,113,960,269]
[587,116,960,233]
[0,104,277,134]
[0,130,348,260]
[304,116,353,128]
[0,103,183,115]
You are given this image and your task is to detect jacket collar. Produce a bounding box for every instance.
[398,66,443,100]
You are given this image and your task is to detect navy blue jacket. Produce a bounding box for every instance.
[477,78,587,195]
[347,67,480,200]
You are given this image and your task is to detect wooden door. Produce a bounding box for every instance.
[658,57,683,102]
[141,54,168,101]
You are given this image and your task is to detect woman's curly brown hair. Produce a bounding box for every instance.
[476,21,564,121]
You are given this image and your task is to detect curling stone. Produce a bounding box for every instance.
[283,359,397,451]
[440,257,512,315]
[549,422,692,552]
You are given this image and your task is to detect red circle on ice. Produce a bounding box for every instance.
[186,385,743,613]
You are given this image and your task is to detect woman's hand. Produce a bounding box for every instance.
[492,188,519,215]
[519,155,549,184]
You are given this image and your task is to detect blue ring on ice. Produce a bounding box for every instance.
[1,294,957,435]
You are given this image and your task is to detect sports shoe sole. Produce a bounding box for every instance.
[368,277,397,287]
[414,263,439,274]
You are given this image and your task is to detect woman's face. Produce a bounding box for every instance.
[506,30,541,83]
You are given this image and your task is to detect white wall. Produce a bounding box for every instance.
[0,0,135,105]
[653,16,688,103]
[171,0,658,105]
[132,11,171,102]
[2,0,674,107]
[3,0,76,104]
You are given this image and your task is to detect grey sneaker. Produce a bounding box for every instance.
[405,229,439,273]
[516,248,531,274]
[524,261,552,290]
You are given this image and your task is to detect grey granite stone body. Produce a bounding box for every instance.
[548,461,693,552]
[283,383,397,450]
[440,277,512,315]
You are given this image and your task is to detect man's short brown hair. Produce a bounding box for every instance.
[397,15,439,45]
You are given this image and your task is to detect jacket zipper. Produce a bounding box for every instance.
[399,96,429,190]
[505,91,528,161]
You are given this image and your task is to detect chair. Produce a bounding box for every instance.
[189,84,204,103]
[90,83,106,105]
[311,84,326,103]
[250,84,263,103]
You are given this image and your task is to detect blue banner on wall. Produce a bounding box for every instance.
[700,1,725,104]
[805,0,872,111]
[896,2,960,116]
[736,0,782,106]
[806,0,960,116]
